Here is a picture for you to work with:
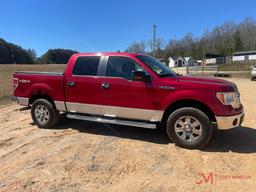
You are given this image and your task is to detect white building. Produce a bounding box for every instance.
[176,57,186,67]
[196,60,202,66]
[233,51,256,61]
[168,56,196,67]
[205,58,216,64]
[168,57,176,67]
[184,57,196,66]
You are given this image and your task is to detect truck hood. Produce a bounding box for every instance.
[160,75,237,92]
[178,75,234,85]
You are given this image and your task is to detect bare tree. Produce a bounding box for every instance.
[126,18,256,60]
[148,38,165,57]
[125,41,147,53]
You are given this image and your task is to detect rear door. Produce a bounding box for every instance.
[65,56,105,115]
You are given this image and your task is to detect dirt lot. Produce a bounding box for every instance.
[0,78,255,192]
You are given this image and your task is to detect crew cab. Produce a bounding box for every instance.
[13,52,244,149]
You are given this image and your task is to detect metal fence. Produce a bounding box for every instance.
[188,65,219,75]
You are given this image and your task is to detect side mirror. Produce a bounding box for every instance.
[132,71,151,82]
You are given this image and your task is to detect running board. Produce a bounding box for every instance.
[67,114,157,129]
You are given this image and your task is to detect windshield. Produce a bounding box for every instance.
[137,55,177,77]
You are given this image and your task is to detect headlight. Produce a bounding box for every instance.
[216,92,241,108]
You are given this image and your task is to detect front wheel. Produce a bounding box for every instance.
[166,107,212,149]
[31,99,60,128]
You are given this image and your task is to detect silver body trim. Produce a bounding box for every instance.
[67,114,156,129]
[15,97,163,122]
[15,71,64,76]
[66,102,164,122]
[216,112,244,130]
[16,97,29,106]
[54,101,66,111]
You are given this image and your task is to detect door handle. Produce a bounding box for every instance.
[101,82,110,89]
[67,81,76,87]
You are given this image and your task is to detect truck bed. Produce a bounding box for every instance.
[13,71,65,105]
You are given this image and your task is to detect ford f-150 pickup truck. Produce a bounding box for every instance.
[13,52,244,149]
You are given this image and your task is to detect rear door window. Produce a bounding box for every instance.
[73,56,100,76]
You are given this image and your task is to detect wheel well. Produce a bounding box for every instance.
[29,94,55,106]
[162,99,216,123]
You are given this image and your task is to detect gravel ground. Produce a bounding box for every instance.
[0,78,255,192]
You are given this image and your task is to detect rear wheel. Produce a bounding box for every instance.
[166,107,212,149]
[31,99,59,128]
[251,77,255,81]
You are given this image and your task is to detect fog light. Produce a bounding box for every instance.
[233,118,238,126]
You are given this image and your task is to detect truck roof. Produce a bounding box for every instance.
[72,52,146,57]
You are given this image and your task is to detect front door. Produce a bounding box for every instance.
[100,56,159,122]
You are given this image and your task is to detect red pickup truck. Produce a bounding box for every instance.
[13,52,244,149]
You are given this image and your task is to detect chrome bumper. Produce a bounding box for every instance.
[216,112,244,130]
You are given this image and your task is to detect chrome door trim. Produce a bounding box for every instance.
[65,102,163,122]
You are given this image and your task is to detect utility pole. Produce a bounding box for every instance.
[152,24,157,57]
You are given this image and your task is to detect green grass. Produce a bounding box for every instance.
[0,96,13,106]
[0,64,66,98]
[218,62,252,71]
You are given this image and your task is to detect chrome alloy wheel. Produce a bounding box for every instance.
[35,104,50,125]
[174,116,202,142]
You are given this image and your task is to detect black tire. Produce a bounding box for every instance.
[166,107,212,149]
[251,77,254,81]
[31,99,59,128]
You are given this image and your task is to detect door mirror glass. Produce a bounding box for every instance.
[133,71,151,82]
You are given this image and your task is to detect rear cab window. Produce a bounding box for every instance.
[73,56,100,76]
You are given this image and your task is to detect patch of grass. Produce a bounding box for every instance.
[218,62,252,71]
[0,64,66,98]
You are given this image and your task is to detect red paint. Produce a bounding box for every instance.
[13,52,243,118]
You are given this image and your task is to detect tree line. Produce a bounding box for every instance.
[126,18,256,60]
[0,38,77,64]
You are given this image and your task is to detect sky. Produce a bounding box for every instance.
[1,0,256,56]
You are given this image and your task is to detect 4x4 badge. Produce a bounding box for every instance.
[159,86,175,90]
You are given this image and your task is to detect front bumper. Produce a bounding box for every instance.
[216,112,244,130]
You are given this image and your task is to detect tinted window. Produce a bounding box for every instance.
[137,55,176,77]
[106,57,144,80]
[73,56,100,76]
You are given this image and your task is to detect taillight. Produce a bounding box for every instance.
[13,78,19,91]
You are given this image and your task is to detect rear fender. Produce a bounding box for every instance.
[26,83,54,99]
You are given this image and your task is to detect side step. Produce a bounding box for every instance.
[67,114,157,129]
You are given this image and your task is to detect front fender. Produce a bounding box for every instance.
[160,89,217,113]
